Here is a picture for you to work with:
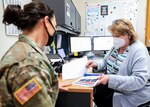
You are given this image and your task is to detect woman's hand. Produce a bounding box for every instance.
[94,75,109,86]
[86,60,97,68]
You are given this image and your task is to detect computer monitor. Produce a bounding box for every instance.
[57,48,66,60]
[93,36,114,51]
[70,36,92,52]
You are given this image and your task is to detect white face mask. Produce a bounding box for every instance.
[113,37,125,49]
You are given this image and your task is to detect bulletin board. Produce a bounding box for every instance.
[2,0,27,36]
[85,0,138,36]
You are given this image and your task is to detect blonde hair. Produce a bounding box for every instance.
[108,18,138,44]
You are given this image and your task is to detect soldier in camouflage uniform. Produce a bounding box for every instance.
[0,1,59,107]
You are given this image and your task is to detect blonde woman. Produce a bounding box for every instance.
[86,19,150,107]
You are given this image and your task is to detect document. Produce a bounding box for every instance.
[73,73,103,87]
[62,56,88,80]
[73,76,99,87]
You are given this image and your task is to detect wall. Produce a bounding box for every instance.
[136,0,147,43]
[73,0,147,43]
[0,0,31,60]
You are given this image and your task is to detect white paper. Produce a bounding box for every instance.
[86,4,100,30]
[50,59,62,63]
[66,3,70,18]
[62,56,88,80]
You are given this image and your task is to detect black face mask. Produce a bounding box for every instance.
[46,31,57,46]
[46,19,57,46]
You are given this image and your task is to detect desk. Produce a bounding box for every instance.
[55,75,93,107]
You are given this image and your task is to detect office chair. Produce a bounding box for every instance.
[93,102,150,107]
[94,101,150,107]
[138,101,150,107]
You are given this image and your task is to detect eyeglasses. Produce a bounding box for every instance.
[113,19,129,27]
[48,19,57,31]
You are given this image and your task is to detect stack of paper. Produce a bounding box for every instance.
[62,56,88,80]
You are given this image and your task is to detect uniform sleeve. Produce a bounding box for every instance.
[7,58,58,107]
[108,47,150,92]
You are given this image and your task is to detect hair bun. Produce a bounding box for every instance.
[3,4,23,26]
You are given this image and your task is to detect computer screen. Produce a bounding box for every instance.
[93,36,114,51]
[70,36,92,52]
[57,48,66,59]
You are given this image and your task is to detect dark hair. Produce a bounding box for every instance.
[2,1,54,30]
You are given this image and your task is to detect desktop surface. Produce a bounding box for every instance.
[58,74,93,92]
[56,74,93,107]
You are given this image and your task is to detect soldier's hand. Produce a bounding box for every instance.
[59,82,72,91]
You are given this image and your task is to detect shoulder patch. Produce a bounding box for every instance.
[14,78,41,105]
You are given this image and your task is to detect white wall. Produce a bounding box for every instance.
[136,0,147,43]
[0,0,31,60]
[73,0,147,43]
[0,0,147,59]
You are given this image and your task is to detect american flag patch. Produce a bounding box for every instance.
[14,78,41,105]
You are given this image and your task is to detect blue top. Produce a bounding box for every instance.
[96,40,150,107]
[106,47,129,74]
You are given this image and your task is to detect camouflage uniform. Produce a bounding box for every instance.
[0,34,59,107]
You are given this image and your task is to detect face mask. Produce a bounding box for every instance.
[45,18,57,46]
[113,37,125,49]
[46,31,57,46]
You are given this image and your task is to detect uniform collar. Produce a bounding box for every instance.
[19,34,39,49]
[18,34,49,62]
